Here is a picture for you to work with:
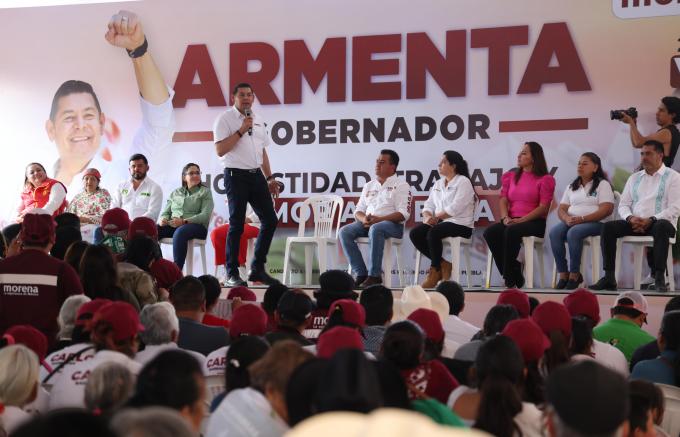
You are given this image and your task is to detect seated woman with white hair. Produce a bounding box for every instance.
[53,295,91,352]
[84,362,135,418]
[0,345,40,434]
[135,302,206,369]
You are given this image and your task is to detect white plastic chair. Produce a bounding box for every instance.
[160,238,207,276]
[614,236,676,291]
[550,236,601,287]
[351,223,406,288]
[414,237,473,287]
[657,383,680,437]
[282,195,344,286]
[485,236,546,288]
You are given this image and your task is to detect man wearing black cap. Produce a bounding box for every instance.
[305,270,358,339]
[265,291,314,346]
[0,213,83,346]
[546,360,629,437]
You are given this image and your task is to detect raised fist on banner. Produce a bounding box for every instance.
[105,10,145,52]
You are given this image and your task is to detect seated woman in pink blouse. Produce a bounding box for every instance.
[483,142,555,288]
[65,168,112,225]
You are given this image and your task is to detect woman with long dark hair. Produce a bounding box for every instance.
[157,163,214,270]
[410,151,476,288]
[483,142,555,288]
[79,245,140,310]
[549,152,614,289]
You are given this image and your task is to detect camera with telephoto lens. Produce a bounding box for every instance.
[610,107,638,120]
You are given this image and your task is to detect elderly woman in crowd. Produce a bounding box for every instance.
[158,163,214,270]
[0,345,40,434]
[65,168,112,226]
[549,152,614,289]
[16,163,67,222]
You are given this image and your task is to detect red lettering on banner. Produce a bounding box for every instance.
[406,31,466,99]
[518,23,591,93]
[230,42,281,105]
[471,26,529,95]
[173,45,227,108]
[284,38,347,103]
[352,34,402,101]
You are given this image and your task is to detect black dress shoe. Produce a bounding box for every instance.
[515,272,525,289]
[247,268,281,286]
[354,275,368,288]
[504,278,517,288]
[565,273,584,290]
[648,280,669,292]
[225,275,247,287]
[589,277,618,291]
[359,276,382,288]
[555,278,568,290]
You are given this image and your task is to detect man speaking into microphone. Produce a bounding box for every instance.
[213,83,280,286]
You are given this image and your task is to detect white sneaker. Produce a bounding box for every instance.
[641,274,654,289]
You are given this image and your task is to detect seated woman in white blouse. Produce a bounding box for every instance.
[409,151,476,288]
[549,152,614,289]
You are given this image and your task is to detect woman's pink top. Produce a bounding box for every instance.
[500,171,555,218]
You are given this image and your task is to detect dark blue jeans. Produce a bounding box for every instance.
[158,223,208,270]
[223,168,278,277]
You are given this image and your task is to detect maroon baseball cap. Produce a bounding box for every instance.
[102,208,131,234]
[317,326,364,359]
[76,299,112,327]
[497,289,530,318]
[229,304,268,338]
[82,168,101,181]
[5,325,48,361]
[563,289,601,325]
[128,217,158,241]
[407,308,444,343]
[327,299,366,327]
[532,301,572,340]
[502,319,551,363]
[227,286,257,302]
[20,213,55,246]
[91,302,144,342]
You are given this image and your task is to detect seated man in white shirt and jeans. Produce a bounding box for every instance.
[591,140,680,292]
[339,149,412,288]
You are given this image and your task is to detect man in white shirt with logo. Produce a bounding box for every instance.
[110,153,163,222]
[340,149,412,288]
[213,82,280,287]
[591,140,680,292]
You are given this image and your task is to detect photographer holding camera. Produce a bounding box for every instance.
[617,96,680,167]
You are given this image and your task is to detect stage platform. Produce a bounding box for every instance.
[216,285,677,338]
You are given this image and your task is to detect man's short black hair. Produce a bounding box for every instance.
[612,298,644,319]
[262,283,290,313]
[233,82,253,95]
[665,295,680,313]
[662,96,680,124]
[435,281,464,315]
[359,285,393,325]
[643,140,664,155]
[129,153,148,165]
[169,276,205,312]
[380,149,399,168]
[198,275,222,308]
[50,80,102,122]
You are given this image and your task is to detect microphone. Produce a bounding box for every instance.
[245,109,252,136]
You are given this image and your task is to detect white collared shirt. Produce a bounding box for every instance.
[619,164,680,229]
[110,176,163,221]
[560,179,615,220]
[355,174,412,221]
[213,105,270,169]
[443,315,480,346]
[422,175,475,228]
[135,342,207,373]
[48,349,141,411]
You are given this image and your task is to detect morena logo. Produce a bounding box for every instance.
[613,0,680,18]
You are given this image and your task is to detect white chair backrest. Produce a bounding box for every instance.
[205,374,226,402]
[297,195,344,238]
[658,383,680,437]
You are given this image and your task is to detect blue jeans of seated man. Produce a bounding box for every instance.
[339,220,403,277]
[549,221,603,273]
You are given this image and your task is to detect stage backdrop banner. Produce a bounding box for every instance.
[0,0,678,286]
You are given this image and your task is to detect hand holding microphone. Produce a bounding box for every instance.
[244,108,253,136]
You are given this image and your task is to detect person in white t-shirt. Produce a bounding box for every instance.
[48,302,143,410]
[410,151,476,288]
[339,150,412,288]
[549,152,615,289]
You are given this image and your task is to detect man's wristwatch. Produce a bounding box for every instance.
[650,216,657,225]
[266,175,276,182]
[127,37,148,58]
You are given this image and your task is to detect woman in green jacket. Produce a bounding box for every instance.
[158,163,214,269]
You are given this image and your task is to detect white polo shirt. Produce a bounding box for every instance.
[559,179,615,220]
[41,343,96,382]
[213,105,270,170]
[422,175,475,228]
[355,174,412,221]
[48,350,141,410]
[619,164,680,229]
[110,176,163,221]
[204,345,229,377]
[135,342,207,374]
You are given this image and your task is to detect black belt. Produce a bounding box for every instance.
[226,167,260,174]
